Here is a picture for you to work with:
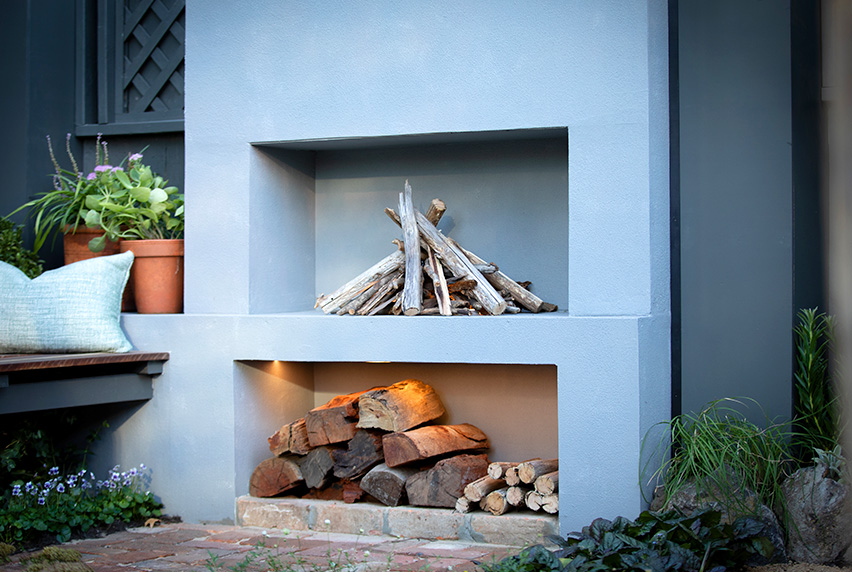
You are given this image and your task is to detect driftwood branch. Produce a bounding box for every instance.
[399,181,422,315]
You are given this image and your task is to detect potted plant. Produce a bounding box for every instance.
[83,152,185,314]
[7,134,121,263]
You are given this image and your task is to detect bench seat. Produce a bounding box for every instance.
[0,351,169,414]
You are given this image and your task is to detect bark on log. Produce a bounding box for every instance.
[399,181,423,316]
[483,487,512,515]
[506,486,527,506]
[357,379,445,432]
[360,463,417,507]
[463,476,505,502]
[296,446,337,489]
[518,459,559,484]
[317,251,405,314]
[534,471,559,495]
[331,429,385,479]
[405,453,489,508]
[268,422,294,457]
[249,456,304,498]
[302,481,345,501]
[452,240,547,313]
[343,480,366,504]
[504,466,521,486]
[425,199,446,226]
[382,423,490,467]
[306,389,374,447]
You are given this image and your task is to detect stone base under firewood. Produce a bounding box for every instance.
[236,495,558,546]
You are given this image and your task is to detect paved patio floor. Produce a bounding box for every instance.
[3,522,524,571]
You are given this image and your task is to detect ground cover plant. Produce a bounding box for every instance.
[0,216,42,278]
[480,507,774,572]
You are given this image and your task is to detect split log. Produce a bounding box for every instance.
[504,466,521,486]
[317,251,404,314]
[249,456,304,498]
[425,198,446,225]
[357,379,445,432]
[360,463,417,507]
[463,476,505,502]
[399,181,422,316]
[357,271,403,316]
[517,459,559,484]
[268,418,313,457]
[487,461,535,480]
[331,429,385,479]
[405,453,489,508]
[305,389,374,447]
[296,446,337,489]
[424,247,452,316]
[525,490,543,511]
[302,481,344,501]
[342,480,366,504]
[482,487,512,515]
[534,471,559,495]
[455,496,473,514]
[382,423,490,467]
[540,493,559,514]
[506,486,527,506]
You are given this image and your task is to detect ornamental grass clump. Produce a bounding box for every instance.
[0,464,162,547]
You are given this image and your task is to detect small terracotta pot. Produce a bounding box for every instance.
[119,239,184,314]
[64,226,135,311]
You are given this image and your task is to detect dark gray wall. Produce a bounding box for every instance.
[0,0,184,271]
[678,0,795,423]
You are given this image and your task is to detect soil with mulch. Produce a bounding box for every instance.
[748,563,852,572]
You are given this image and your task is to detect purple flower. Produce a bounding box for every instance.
[48,467,59,476]
[56,483,66,493]
[111,166,124,173]
[87,172,97,181]
[94,165,112,172]
[129,153,143,162]
[38,496,45,506]
[11,484,21,497]
[25,482,35,493]
[67,475,77,487]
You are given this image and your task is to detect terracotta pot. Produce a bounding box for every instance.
[63,226,135,311]
[119,239,184,314]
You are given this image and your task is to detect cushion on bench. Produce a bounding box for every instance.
[0,251,134,353]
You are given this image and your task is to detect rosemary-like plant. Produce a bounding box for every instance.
[792,308,839,457]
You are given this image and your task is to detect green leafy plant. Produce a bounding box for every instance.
[645,398,792,520]
[0,217,43,278]
[7,134,115,253]
[482,508,774,572]
[21,545,92,571]
[83,151,184,252]
[813,445,847,483]
[0,464,162,547]
[792,308,839,457]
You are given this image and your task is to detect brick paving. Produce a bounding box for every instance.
[2,522,524,572]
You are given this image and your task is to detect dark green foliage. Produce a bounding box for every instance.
[0,217,43,278]
[792,308,839,457]
[481,508,775,572]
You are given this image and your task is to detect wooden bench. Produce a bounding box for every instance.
[0,351,169,414]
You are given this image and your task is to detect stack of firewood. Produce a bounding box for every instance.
[456,459,559,516]
[249,379,558,516]
[315,182,558,316]
[251,379,492,507]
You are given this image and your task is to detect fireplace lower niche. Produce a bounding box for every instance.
[235,361,559,544]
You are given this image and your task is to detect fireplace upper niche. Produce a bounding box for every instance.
[249,128,569,315]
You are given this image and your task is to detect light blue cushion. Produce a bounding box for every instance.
[0,251,134,353]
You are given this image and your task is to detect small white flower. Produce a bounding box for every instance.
[359,528,364,534]
[262,530,269,537]
[363,551,370,556]
[324,519,331,525]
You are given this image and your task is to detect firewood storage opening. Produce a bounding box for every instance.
[250,128,568,314]
[235,361,559,533]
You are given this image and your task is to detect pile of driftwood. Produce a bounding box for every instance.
[315,182,557,316]
[249,379,558,516]
[457,459,559,516]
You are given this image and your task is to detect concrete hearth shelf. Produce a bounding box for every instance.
[237,496,558,546]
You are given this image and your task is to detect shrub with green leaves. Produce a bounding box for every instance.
[0,217,43,278]
[482,508,775,572]
[0,464,162,547]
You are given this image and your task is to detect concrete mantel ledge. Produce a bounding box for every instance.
[237,496,558,546]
